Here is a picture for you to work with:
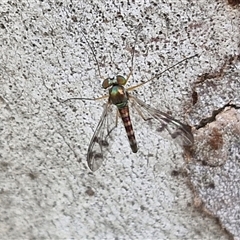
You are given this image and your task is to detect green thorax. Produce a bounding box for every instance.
[102,75,128,109]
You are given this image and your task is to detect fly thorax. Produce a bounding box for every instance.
[109,85,128,108]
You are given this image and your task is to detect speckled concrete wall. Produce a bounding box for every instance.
[0,0,239,239]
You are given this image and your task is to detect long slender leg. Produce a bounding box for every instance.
[127,54,198,91]
[126,25,143,83]
[79,28,104,80]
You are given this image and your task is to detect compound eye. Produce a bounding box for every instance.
[116,75,127,85]
[102,77,114,89]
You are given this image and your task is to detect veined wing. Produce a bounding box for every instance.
[129,95,194,146]
[87,102,116,171]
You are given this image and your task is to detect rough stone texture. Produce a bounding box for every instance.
[0,0,239,239]
[189,108,240,239]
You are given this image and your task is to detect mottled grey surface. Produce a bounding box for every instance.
[0,0,239,239]
[189,108,240,239]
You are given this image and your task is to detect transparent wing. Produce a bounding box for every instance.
[87,102,117,171]
[129,95,194,146]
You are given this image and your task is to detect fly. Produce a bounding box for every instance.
[62,28,197,171]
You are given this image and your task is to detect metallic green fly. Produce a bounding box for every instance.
[63,29,196,171]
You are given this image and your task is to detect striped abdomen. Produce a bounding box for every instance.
[118,106,138,153]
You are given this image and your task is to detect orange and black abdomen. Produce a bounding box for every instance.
[118,106,138,153]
